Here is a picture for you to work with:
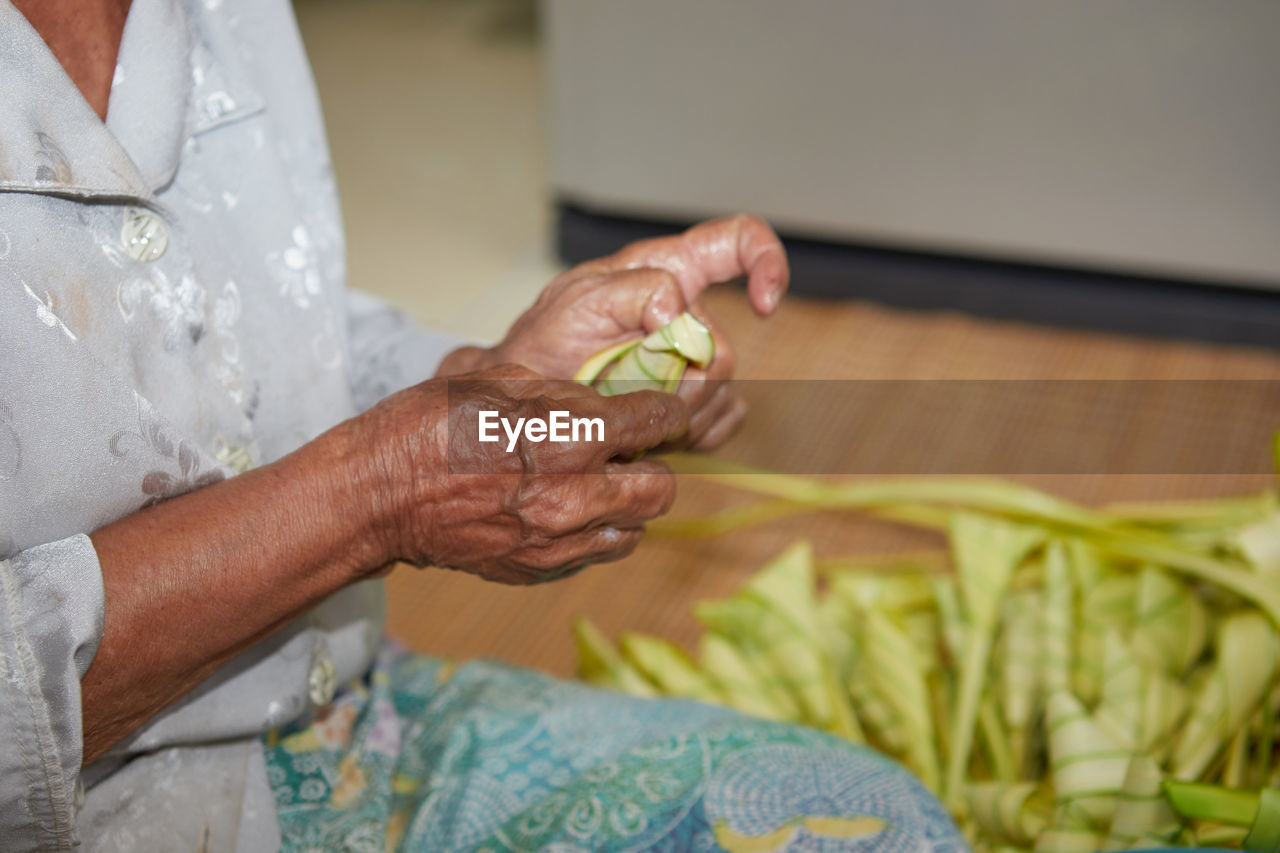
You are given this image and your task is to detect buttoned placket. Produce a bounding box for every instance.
[307,638,339,707]
[0,2,357,846]
[2,0,268,462]
[8,0,347,720]
[6,0,338,717]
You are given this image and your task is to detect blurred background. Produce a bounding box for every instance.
[297,0,554,343]
[294,0,1280,675]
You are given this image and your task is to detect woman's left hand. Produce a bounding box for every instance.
[437,214,789,450]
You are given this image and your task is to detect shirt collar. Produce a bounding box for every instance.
[105,0,194,193]
[0,0,265,201]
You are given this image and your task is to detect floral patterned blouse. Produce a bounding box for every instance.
[0,0,458,847]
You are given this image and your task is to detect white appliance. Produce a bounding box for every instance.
[544,0,1280,294]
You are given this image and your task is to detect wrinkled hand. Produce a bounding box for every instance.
[353,364,687,584]
[439,215,789,451]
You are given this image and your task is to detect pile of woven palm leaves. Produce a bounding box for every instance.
[574,453,1280,852]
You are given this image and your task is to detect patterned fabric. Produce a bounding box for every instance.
[265,644,964,853]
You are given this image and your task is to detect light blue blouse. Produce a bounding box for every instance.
[0,0,459,847]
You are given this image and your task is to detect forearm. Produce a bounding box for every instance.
[81,419,386,764]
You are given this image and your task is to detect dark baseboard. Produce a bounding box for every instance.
[555,202,1280,351]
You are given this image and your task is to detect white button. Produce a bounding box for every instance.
[121,207,169,262]
[307,655,337,706]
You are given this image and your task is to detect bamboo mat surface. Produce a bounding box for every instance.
[385,289,1280,676]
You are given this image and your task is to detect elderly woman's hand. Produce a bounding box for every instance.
[80,363,684,762]
[438,215,789,451]
[352,364,687,585]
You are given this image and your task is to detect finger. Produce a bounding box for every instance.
[645,385,740,455]
[518,525,646,581]
[598,390,690,459]
[640,376,732,455]
[575,525,645,565]
[596,214,790,315]
[675,365,711,410]
[596,268,688,335]
[684,380,736,439]
[600,457,677,523]
[538,457,671,533]
[701,314,736,380]
[691,390,748,451]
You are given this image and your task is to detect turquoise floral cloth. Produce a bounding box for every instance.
[264,643,964,852]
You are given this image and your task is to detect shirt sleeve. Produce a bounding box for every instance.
[344,289,470,412]
[0,534,105,851]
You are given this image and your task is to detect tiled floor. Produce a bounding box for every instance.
[295,0,559,344]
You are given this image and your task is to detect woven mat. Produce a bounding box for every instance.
[385,289,1280,676]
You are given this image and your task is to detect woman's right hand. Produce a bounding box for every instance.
[347,364,689,585]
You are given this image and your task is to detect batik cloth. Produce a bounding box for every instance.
[265,643,964,853]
